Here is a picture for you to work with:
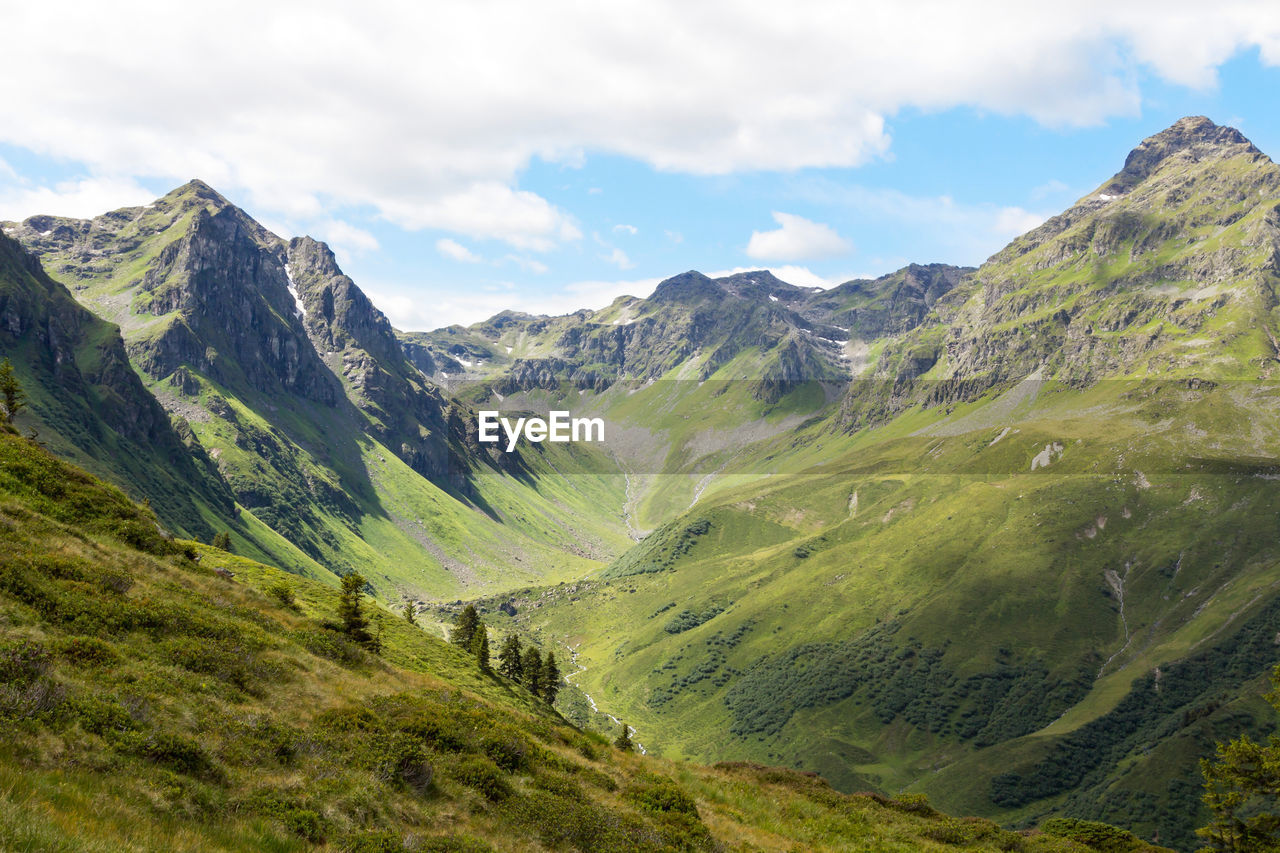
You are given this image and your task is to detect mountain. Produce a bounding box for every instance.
[4,116,1277,850]
[401,264,969,531]
[4,182,632,598]
[448,117,1280,851]
[0,228,234,539]
[0,423,1163,852]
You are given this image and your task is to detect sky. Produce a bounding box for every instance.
[3,1,1280,330]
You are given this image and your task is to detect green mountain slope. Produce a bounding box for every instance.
[458,117,1280,851]
[4,182,631,601]
[0,230,235,541]
[0,425,1149,853]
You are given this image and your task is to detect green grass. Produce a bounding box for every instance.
[0,427,1125,852]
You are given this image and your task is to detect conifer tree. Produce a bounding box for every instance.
[338,573,371,644]
[1199,664,1280,849]
[211,531,231,551]
[614,721,633,751]
[402,601,417,625]
[522,646,542,696]
[451,604,479,648]
[541,651,562,705]
[0,358,25,424]
[497,634,523,681]
[471,624,491,674]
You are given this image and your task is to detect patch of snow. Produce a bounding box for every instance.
[440,372,449,379]
[505,346,513,354]
[768,294,779,302]
[39,230,52,236]
[284,263,307,320]
[457,358,473,367]
[1099,193,1117,201]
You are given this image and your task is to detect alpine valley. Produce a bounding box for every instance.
[2,115,1279,851]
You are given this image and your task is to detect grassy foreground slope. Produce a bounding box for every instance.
[0,426,1160,852]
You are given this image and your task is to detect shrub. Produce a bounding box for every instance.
[127,732,222,781]
[284,808,326,843]
[887,792,938,817]
[452,755,511,801]
[480,727,533,772]
[0,639,50,685]
[376,733,434,794]
[1041,816,1151,852]
[296,628,368,667]
[266,581,296,609]
[71,696,136,736]
[55,635,120,667]
[624,774,700,819]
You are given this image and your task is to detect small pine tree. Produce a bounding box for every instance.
[614,721,633,751]
[338,573,371,644]
[402,601,417,625]
[522,646,542,696]
[471,624,491,674]
[211,531,231,551]
[497,634,523,681]
[451,604,479,648]
[541,651,562,705]
[0,358,25,424]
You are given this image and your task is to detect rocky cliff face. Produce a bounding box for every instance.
[285,236,471,481]
[0,230,234,536]
[413,266,968,400]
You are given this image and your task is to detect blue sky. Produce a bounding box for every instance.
[3,2,1280,329]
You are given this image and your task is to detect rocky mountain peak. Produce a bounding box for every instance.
[1101,115,1264,195]
[650,270,721,303]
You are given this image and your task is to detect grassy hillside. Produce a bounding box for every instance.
[0,425,1169,852]
[481,376,1280,850]
[437,118,1280,851]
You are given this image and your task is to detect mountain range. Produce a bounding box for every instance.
[3,115,1279,850]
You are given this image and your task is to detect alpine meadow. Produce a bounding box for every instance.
[6,93,1280,852]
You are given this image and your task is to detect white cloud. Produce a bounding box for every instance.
[3,1,1278,245]
[437,238,482,263]
[993,206,1048,237]
[788,180,1054,263]
[370,276,661,329]
[612,224,638,235]
[380,183,580,251]
[709,265,845,289]
[504,255,549,274]
[746,212,851,260]
[316,218,379,256]
[1031,178,1070,200]
[602,247,635,269]
[0,176,155,221]
[665,230,684,244]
